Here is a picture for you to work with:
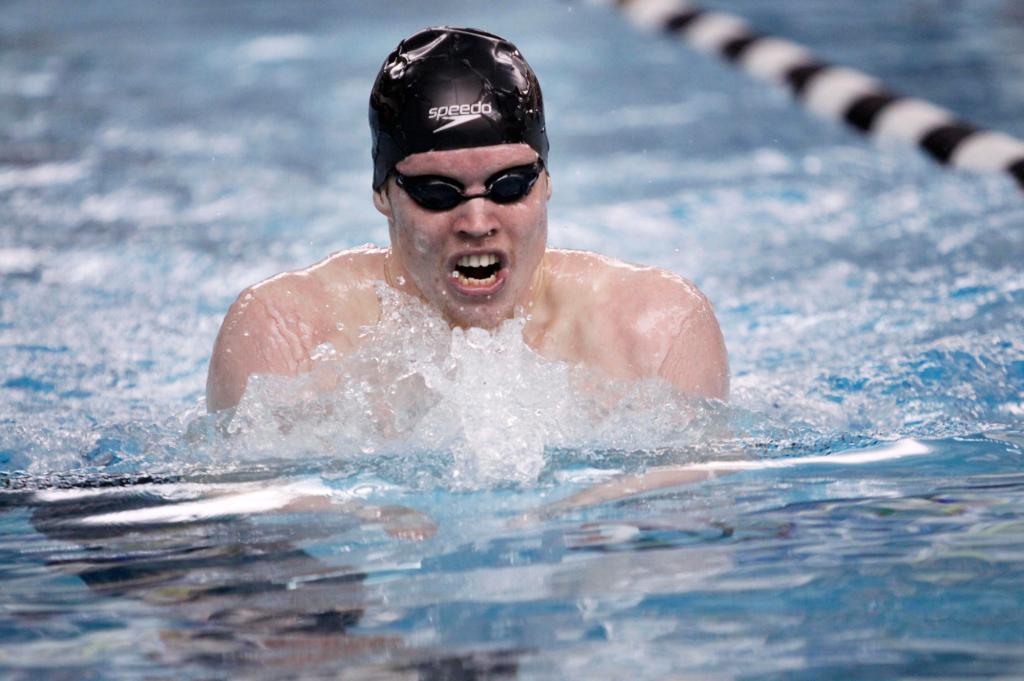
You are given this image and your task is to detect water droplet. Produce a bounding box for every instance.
[212,285,706,489]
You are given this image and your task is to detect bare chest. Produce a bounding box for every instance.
[524,299,649,382]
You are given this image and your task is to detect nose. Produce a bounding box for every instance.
[452,197,497,240]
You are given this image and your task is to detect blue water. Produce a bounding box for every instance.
[2,1,1024,678]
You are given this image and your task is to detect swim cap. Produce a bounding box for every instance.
[369,26,549,190]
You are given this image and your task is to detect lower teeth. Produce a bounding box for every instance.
[456,272,497,287]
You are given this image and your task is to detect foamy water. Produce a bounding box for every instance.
[202,285,718,488]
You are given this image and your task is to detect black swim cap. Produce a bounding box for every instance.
[369,27,549,190]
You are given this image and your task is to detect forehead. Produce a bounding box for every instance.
[395,143,537,179]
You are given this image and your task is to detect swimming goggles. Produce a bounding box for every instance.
[393,160,544,211]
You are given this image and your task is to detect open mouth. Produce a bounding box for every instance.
[451,253,504,288]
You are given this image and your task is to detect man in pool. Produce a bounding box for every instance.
[206,26,728,412]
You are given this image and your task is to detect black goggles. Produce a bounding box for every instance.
[393,159,544,212]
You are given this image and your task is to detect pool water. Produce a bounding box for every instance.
[2,1,1024,678]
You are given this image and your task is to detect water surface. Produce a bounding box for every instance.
[2,1,1023,678]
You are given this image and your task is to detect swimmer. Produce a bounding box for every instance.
[206,27,728,412]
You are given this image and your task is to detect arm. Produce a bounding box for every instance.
[614,265,729,399]
[657,290,729,399]
[205,286,317,412]
[206,250,386,412]
[518,467,718,523]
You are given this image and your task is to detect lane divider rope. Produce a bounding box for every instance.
[592,0,1024,189]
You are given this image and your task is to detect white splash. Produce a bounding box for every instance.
[220,285,712,488]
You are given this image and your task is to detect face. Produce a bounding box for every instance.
[374,143,551,329]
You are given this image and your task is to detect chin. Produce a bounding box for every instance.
[443,302,515,330]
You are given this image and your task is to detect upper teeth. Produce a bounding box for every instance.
[457,254,498,268]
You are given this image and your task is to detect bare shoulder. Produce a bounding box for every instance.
[547,249,729,399]
[547,248,707,321]
[206,245,386,411]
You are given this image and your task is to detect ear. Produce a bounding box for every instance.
[373,184,394,218]
[545,171,552,201]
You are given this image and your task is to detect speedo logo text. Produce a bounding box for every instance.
[428,101,493,133]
